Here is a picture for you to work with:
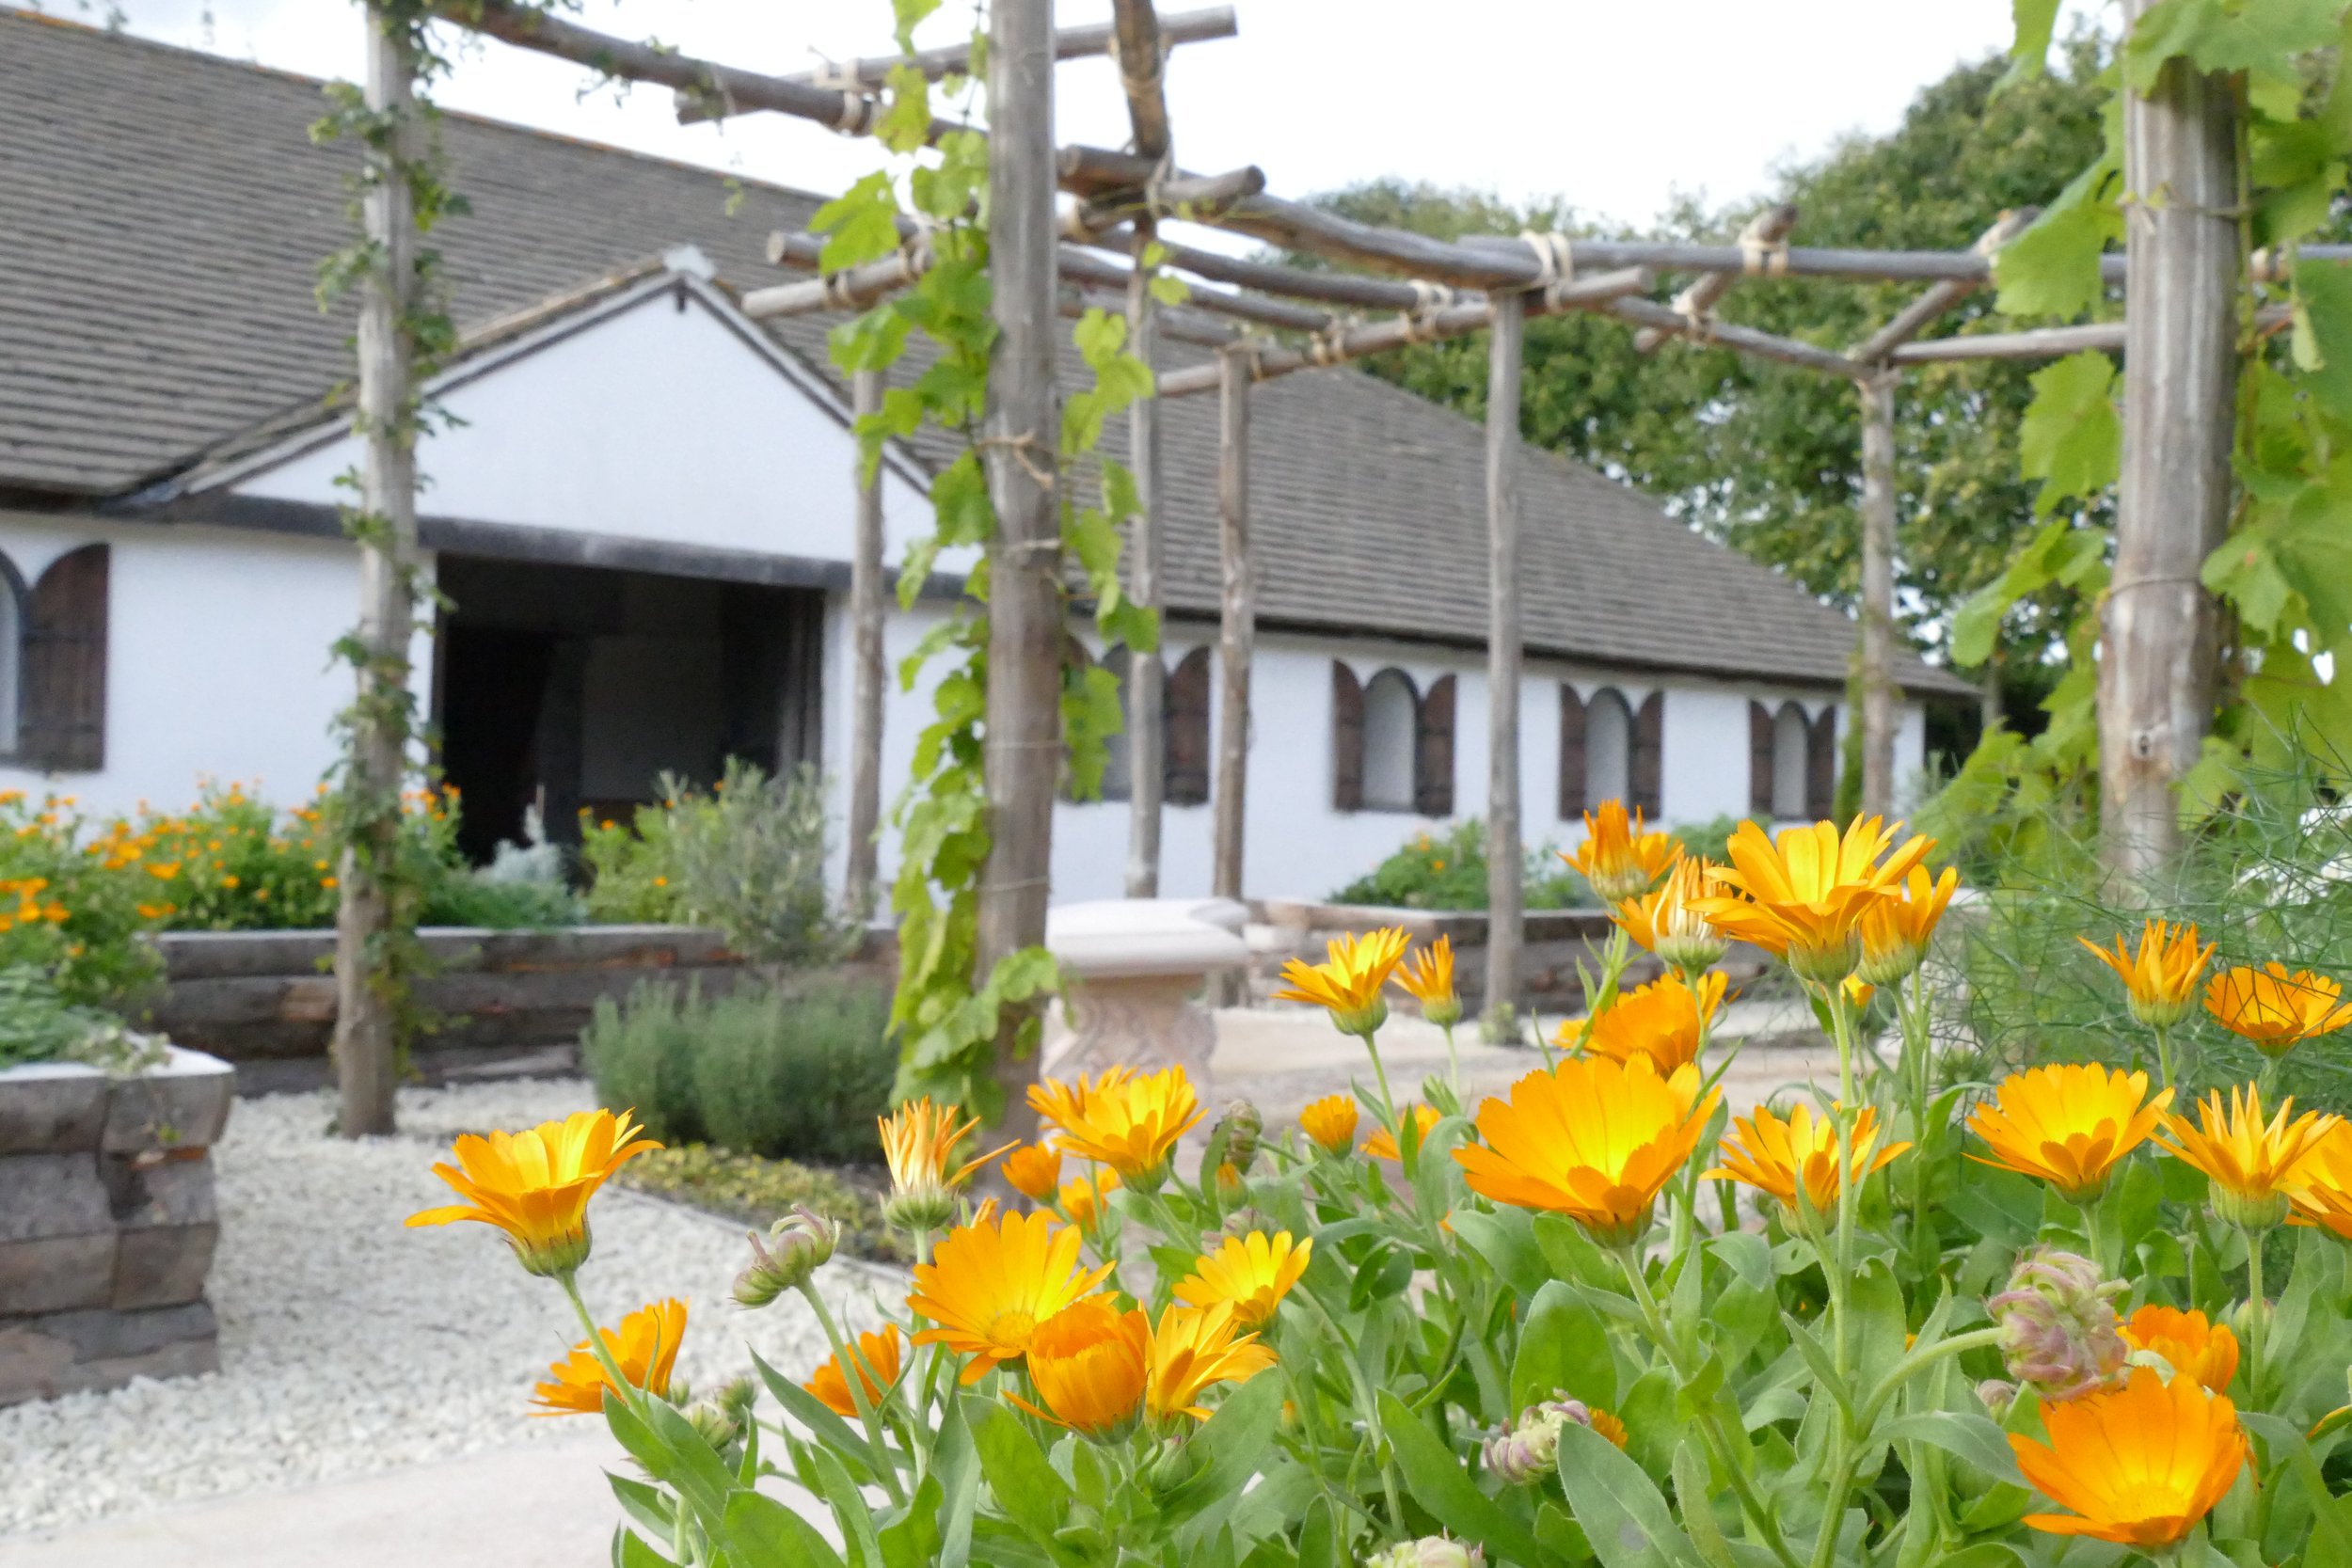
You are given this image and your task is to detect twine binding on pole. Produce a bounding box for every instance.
[1740,233,1789,277]
[1400,279,1455,342]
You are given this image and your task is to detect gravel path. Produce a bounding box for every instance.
[0,1080,893,1540]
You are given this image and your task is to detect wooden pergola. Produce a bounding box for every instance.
[340,0,2305,1113]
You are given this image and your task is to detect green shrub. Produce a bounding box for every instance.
[582,976,895,1164]
[0,966,166,1072]
[1666,814,1740,867]
[1328,819,1592,910]
[619,1143,902,1262]
[420,870,582,929]
[579,807,691,925]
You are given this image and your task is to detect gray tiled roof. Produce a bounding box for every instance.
[0,9,1967,696]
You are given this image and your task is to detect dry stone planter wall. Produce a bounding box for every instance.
[0,1047,233,1405]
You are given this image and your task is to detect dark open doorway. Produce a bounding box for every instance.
[432,555,824,862]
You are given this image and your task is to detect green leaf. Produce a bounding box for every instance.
[2002,0,2062,85]
[608,1473,678,1543]
[613,1526,679,1568]
[1880,1412,2026,1487]
[804,1441,886,1568]
[1994,153,2122,320]
[2123,0,2339,94]
[2294,261,2352,422]
[1513,1279,1619,1414]
[1778,1316,1856,1421]
[754,1351,875,1464]
[961,1396,1073,1546]
[1451,1207,1549,1298]
[811,172,905,273]
[1163,1371,1285,1518]
[1550,1422,1703,1568]
[1375,1390,1550,1568]
[1671,1440,1738,1568]
[723,1490,849,1568]
[2018,351,2122,515]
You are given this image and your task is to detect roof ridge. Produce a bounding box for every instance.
[0,5,837,210]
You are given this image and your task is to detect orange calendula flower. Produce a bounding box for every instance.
[2078,920,2214,1030]
[406,1107,660,1277]
[1029,1065,1202,1181]
[1395,936,1462,1029]
[1967,1064,2173,1204]
[2286,1127,2352,1241]
[1362,1103,1442,1162]
[531,1298,687,1416]
[1691,816,1931,986]
[2202,962,2352,1057]
[2009,1366,2246,1547]
[1002,1142,1064,1202]
[1568,970,1726,1075]
[1272,927,1411,1036]
[1613,853,1729,974]
[804,1324,902,1417]
[1454,1055,1719,1247]
[1855,864,1959,986]
[907,1210,1114,1384]
[1706,1101,1908,1214]
[2119,1305,2237,1394]
[1299,1094,1360,1155]
[1589,1408,1630,1449]
[1057,1168,1120,1228]
[1174,1230,1313,1326]
[880,1098,1013,1229]
[1014,1297,1150,1435]
[1144,1302,1276,1422]
[1564,800,1679,905]
[2157,1083,2343,1230]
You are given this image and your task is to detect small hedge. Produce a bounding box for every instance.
[619,1143,901,1262]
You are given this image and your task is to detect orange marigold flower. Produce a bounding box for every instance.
[1567,970,1726,1075]
[803,1324,903,1417]
[2119,1305,2237,1394]
[1690,816,1931,986]
[1855,864,1959,986]
[1174,1230,1312,1326]
[1272,927,1411,1037]
[1029,1065,1201,1181]
[1565,800,1678,905]
[1013,1297,1150,1435]
[879,1098,1012,1229]
[1967,1064,2172,1204]
[2286,1127,2352,1242]
[2202,962,2352,1057]
[2157,1083,2342,1230]
[2079,920,2213,1030]
[1613,854,1728,974]
[1002,1142,1064,1202]
[1394,935,1462,1029]
[2009,1366,2246,1547]
[1455,1055,1719,1247]
[406,1107,660,1277]
[1706,1101,1908,1214]
[1362,1103,1442,1162]
[1143,1301,1275,1422]
[1299,1094,1360,1156]
[907,1210,1114,1384]
[531,1298,687,1416]
[1057,1167,1120,1227]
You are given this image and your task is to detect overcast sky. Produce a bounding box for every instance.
[97,0,2099,234]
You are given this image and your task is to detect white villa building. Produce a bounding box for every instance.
[0,14,1968,905]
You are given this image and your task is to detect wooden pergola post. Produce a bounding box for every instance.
[975,0,1059,1130]
[332,5,421,1139]
[1122,222,1166,897]
[1212,345,1253,911]
[2106,0,2241,880]
[1483,288,1525,1033]
[843,365,886,921]
[1856,370,1899,818]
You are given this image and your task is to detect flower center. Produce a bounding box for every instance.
[987,1310,1039,1352]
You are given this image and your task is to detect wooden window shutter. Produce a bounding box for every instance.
[1331,661,1364,811]
[1806,705,1838,820]
[23,544,108,771]
[1748,701,1773,816]
[1414,673,1456,817]
[1630,691,1664,817]
[1164,646,1211,806]
[1557,685,1587,818]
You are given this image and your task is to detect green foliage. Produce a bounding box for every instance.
[0,965,163,1072]
[581,977,897,1165]
[1328,820,1593,911]
[618,1142,902,1262]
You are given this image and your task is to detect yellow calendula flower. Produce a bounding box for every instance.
[1691,816,1931,986]
[1565,800,1679,905]
[2009,1367,2246,1548]
[1001,1142,1064,1202]
[1174,1231,1312,1326]
[2156,1083,2343,1230]
[1967,1064,2173,1204]
[1706,1101,1908,1215]
[1395,935,1462,1029]
[2202,962,2352,1057]
[2078,920,2213,1030]
[2286,1127,2352,1242]
[1057,1168,1120,1228]
[907,1210,1115,1384]
[1030,1065,1202,1182]
[531,1298,687,1416]
[1144,1301,1276,1423]
[879,1098,1013,1230]
[804,1324,903,1418]
[1362,1103,1443,1162]
[406,1107,660,1277]
[1613,854,1729,974]
[1272,927,1411,1037]
[1855,864,1960,986]
[1454,1055,1719,1247]
[1299,1094,1360,1156]
[2119,1305,2237,1394]
[1569,970,1726,1076]
[1013,1297,1150,1436]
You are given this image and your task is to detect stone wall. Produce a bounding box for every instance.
[0,1048,233,1405]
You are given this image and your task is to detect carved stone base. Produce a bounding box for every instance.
[1044,975,1216,1085]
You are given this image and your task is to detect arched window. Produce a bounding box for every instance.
[1360,669,1419,812]
[0,552,23,757]
[1584,688,1632,807]
[1771,702,1811,820]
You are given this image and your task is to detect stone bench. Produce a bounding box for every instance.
[1041,898,1250,1086]
[0,1047,233,1405]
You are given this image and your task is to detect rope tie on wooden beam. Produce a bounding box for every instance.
[1740,232,1791,277]
[803,60,879,135]
[1519,230,1575,289]
[1104,29,1168,128]
[1306,320,1356,367]
[1400,279,1456,343]
[1673,282,1717,344]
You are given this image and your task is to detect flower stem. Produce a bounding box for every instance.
[1294,1281,1406,1534]
[2243,1224,2267,1409]
[1439,1021,1460,1097]
[796,1279,907,1504]
[2153,1022,2176,1093]
[1357,1024,1399,1131]
[559,1272,649,1420]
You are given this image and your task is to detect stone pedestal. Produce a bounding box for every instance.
[0,1048,231,1405]
[1042,898,1250,1085]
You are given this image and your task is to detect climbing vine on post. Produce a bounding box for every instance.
[310,0,462,1134]
[818,2,1156,1118]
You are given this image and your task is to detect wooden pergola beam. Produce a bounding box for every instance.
[1604,295,1869,381]
[674,5,1236,121]
[1847,209,2040,365]
[1633,204,1799,354]
[1069,166,1266,236]
[1110,0,1177,160]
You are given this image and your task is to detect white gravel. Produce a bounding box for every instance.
[0,1079,895,1539]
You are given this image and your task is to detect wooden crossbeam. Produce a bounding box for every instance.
[1605,295,1868,380]
[1847,209,2039,365]
[675,6,1235,122]
[1633,204,1799,354]
[1069,166,1267,237]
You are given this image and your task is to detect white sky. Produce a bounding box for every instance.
[92,0,2102,236]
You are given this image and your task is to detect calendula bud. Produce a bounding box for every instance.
[1482,1394,1603,1484]
[1216,1100,1264,1173]
[733,1206,839,1308]
[684,1376,756,1455]
[1365,1538,1484,1568]
[1143,1433,1197,1493]
[2214,1184,2291,1232]
[1422,992,1465,1030]
[883,1182,958,1234]
[1331,997,1390,1040]
[1217,1204,1272,1243]
[2229,1293,2270,1347]
[1788,932,1862,990]
[1215,1162,1246,1200]
[1987,1247,2126,1402]
[1975,1379,2018,1420]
